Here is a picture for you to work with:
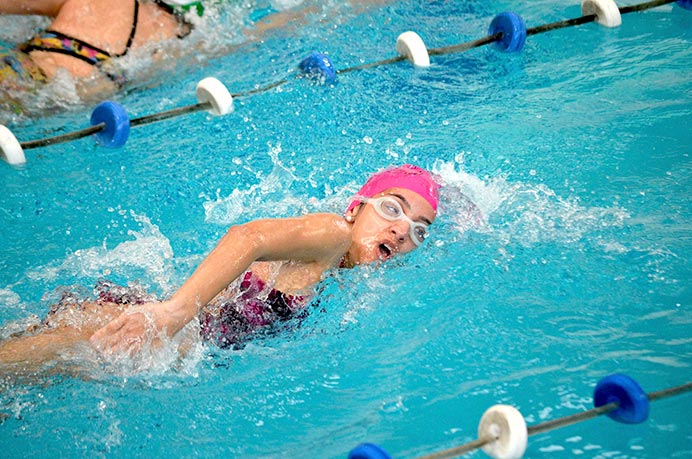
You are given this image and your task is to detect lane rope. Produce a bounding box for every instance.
[348,375,692,459]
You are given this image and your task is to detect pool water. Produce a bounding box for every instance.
[1,1,691,457]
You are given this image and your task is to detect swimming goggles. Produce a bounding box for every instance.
[362,196,429,246]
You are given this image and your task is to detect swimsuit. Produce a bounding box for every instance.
[19,30,129,84]
[0,49,47,91]
[199,271,308,349]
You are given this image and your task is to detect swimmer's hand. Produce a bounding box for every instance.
[89,301,185,356]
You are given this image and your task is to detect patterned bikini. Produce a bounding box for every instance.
[2,0,194,86]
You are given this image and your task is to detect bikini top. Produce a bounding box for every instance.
[19,0,194,85]
[21,0,140,64]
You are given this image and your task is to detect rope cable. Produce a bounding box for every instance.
[620,0,678,14]
[415,436,496,459]
[427,33,502,57]
[20,123,106,149]
[129,102,210,127]
[527,14,597,36]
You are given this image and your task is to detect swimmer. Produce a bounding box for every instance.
[0,165,440,373]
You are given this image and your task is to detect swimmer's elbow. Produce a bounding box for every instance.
[223,224,265,260]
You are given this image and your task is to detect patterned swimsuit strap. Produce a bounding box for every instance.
[20,0,140,65]
[20,30,112,66]
[118,0,140,57]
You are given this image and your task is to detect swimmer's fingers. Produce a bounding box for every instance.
[89,314,126,350]
[90,312,148,355]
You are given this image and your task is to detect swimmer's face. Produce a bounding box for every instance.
[347,188,436,264]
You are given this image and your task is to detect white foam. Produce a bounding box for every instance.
[0,288,21,307]
[432,156,630,247]
[270,0,306,11]
[0,16,50,43]
[28,211,175,293]
[202,143,310,224]
[89,319,204,378]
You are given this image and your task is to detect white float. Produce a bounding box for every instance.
[196,77,234,116]
[582,0,623,28]
[478,404,528,459]
[396,31,431,67]
[0,125,26,165]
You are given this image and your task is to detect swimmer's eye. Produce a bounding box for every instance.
[378,198,403,219]
[413,225,428,243]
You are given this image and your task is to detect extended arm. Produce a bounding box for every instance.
[90,213,351,353]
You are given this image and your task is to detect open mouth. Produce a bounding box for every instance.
[378,243,393,260]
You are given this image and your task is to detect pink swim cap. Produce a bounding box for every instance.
[346,164,440,213]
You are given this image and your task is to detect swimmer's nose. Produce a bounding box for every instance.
[390,221,409,243]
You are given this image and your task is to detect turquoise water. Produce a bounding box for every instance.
[1,1,691,457]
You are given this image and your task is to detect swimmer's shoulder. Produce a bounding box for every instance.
[299,212,351,231]
[291,212,353,253]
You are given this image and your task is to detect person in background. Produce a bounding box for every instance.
[1,0,199,92]
[0,0,313,113]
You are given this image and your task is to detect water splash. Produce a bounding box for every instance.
[27,211,175,294]
[0,288,20,308]
[202,143,311,224]
[85,319,205,379]
[270,0,306,11]
[432,155,630,246]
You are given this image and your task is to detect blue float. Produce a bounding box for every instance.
[488,12,527,53]
[348,443,392,459]
[677,0,692,10]
[90,101,130,148]
[593,374,650,424]
[298,52,337,84]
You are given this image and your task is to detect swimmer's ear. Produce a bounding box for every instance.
[345,202,364,223]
